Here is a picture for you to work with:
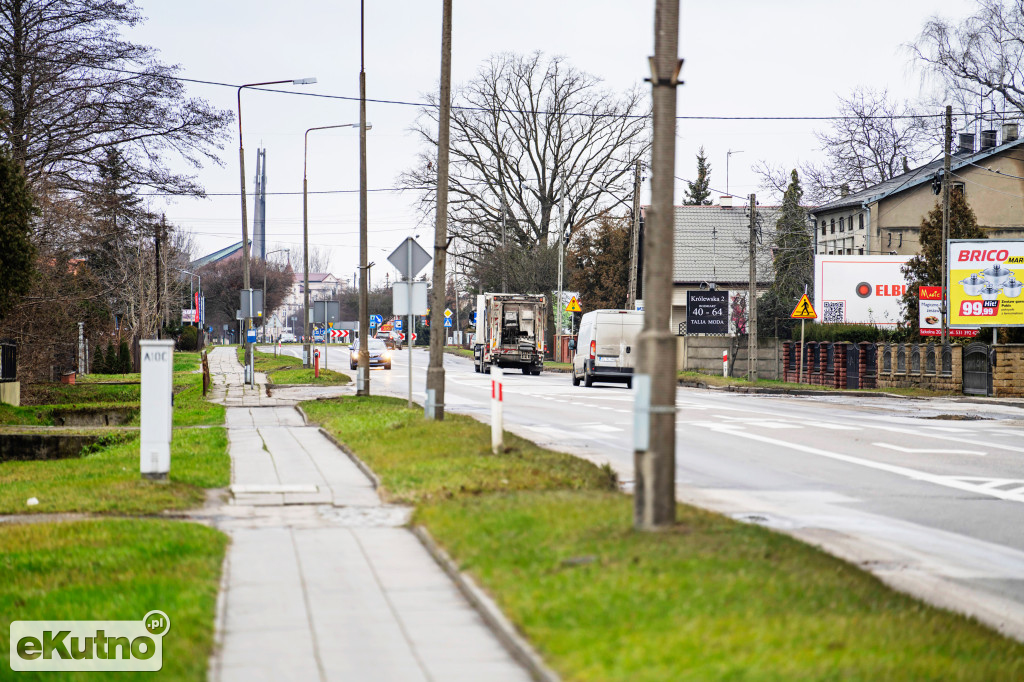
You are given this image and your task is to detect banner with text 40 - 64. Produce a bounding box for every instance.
[949,239,1024,328]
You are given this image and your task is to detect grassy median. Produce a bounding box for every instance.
[306,395,1024,681]
[0,519,226,681]
[240,346,350,385]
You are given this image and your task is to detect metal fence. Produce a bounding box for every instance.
[0,341,16,382]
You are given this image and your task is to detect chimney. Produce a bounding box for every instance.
[720,195,733,208]
[1002,122,1019,143]
[840,183,850,198]
[981,129,997,150]
[958,132,976,154]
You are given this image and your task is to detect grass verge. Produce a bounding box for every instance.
[0,519,227,681]
[241,346,351,386]
[0,427,229,514]
[305,394,1024,680]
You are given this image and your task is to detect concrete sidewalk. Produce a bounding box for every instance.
[202,346,532,682]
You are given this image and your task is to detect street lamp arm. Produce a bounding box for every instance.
[238,79,318,140]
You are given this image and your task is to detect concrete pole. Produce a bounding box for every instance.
[357,0,371,396]
[303,160,311,367]
[627,160,642,309]
[634,0,680,530]
[426,0,452,420]
[941,105,952,346]
[748,193,758,381]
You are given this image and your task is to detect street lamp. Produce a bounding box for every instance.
[303,122,367,367]
[262,248,290,343]
[237,77,316,383]
[726,149,743,196]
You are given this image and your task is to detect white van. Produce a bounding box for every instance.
[571,309,643,388]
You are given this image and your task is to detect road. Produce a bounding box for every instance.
[271,343,1024,640]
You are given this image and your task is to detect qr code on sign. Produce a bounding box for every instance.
[823,301,845,323]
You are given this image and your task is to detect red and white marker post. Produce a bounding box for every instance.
[491,366,504,454]
[313,348,320,378]
[723,350,728,378]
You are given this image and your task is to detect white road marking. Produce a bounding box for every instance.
[873,442,986,456]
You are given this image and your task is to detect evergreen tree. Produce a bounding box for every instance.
[0,145,35,319]
[683,147,713,205]
[104,342,117,374]
[757,170,813,338]
[901,189,984,334]
[568,217,630,311]
[116,341,132,374]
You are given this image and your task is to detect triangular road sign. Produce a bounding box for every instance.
[565,296,582,313]
[790,294,817,319]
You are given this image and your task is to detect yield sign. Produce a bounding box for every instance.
[790,294,817,320]
[387,237,432,279]
[565,296,582,312]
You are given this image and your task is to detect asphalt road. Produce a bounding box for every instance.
[272,343,1024,639]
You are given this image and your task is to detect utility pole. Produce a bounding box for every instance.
[627,160,642,309]
[154,219,162,339]
[941,105,952,346]
[500,188,508,293]
[634,0,680,530]
[357,0,370,395]
[747,194,758,382]
[557,198,565,342]
[426,0,452,420]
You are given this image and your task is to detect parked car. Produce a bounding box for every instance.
[349,338,392,370]
[571,309,643,388]
[279,331,296,343]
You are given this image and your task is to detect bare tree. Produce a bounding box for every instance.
[0,0,231,195]
[754,88,936,205]
[910,0,1024,120]
[401,52,649,266]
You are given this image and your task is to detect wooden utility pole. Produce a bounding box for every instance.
[627,160,643,309]
[154,219,162,340]
[634,0,680,530]
[941,105,952,345]
[747,194,758,382]
[426,0,453,420]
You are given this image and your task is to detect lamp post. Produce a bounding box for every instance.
[262,248,290,343]
[726,149,743,196]
[237,77,316,384]
[304,123,366,367]
[357,0,372,395]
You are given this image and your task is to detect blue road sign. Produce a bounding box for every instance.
[443,317,453,328]
[395,319,403,330]
[246,329,257,342]
[470,312,476,325]
[371,314,383,327]
[313,327,325,341]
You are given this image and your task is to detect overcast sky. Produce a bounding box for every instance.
[130,0,975,285]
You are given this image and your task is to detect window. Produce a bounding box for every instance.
[859,214,864,230]
[858,248,864,255]
[839,217,845,232]
[830,219,835,234]
[820,220,826,236]
[952,182,965,197]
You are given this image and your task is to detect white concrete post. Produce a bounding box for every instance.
[140,340,175,480]
[491,366,503,454]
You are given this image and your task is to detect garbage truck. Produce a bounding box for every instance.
[473,293,547,375]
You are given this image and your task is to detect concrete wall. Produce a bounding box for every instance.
[676,336,781,380]
[0,381,20,407]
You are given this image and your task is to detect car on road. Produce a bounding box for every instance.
[378,330,403,350]
[572,309,643,388]
[279,331,296,343]
[350,338,392,370]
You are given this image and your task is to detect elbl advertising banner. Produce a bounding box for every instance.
[948,240,1024,327]
[918,286,978,337]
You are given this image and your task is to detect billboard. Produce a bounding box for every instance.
[918,286,978,337]
[814,255,910,326]
[949,240,1024,327]
[686,290,728,335]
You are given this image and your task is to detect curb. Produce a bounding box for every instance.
[412,525,560,682]
[677,379,923,399]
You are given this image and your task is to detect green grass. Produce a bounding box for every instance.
[0,427,229,515]
[302,396,614,504]
[172,373,225,427]
[303,394,1024,681]
[0,519,227,682]
[242,346,350,386]
[419,492,1024,681]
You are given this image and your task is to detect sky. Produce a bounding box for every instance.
[129,0,977,286]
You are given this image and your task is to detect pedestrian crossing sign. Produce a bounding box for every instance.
[790,294,817,319]
[565,296,582,313]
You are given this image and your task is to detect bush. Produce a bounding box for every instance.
[178,325,198,351]
[92,345,107,374]
[803,322,910,344]
[116,341,132,373]
[104,343,117,373]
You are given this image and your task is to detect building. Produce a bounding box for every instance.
[671,199,803,335]
[278,273,345,333]
[812,124,1024,256]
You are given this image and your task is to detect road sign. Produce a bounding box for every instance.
[444,308,453,318]
[313,327,325,341]
[329,329,350,340]
[246,329,257,342]
[399,332,418,341]
[790,294,817,320]
[395,319,403,330]
[443,317,453,328]
[370,314,383,327]
[387,237,432,279]
[470,312,476,325]
[565,296,582,312]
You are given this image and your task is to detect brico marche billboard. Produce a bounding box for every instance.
[949,240,1024,327]
[814,255,911,326]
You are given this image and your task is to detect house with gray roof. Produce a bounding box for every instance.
[812,125,1024,257]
